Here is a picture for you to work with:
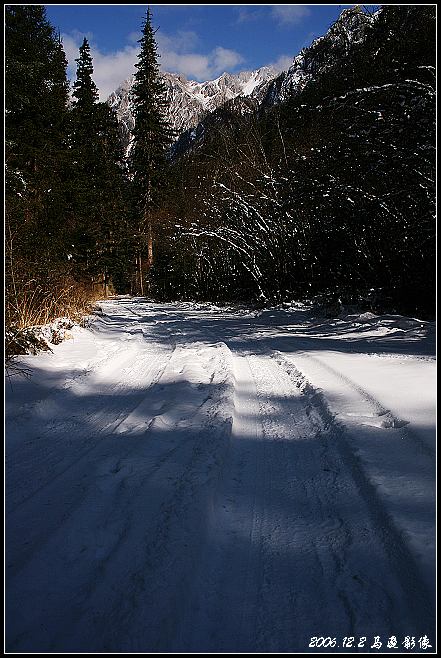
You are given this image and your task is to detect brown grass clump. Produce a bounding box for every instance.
[5,275,106,365]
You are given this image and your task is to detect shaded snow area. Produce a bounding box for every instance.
[5,298,436,652]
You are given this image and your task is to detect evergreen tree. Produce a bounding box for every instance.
[93,101,131,295]
[5,4,71,325]
[70,37,101,266]
[72,37,99,109]
[70,37,128,290]
[6,5,70,187]
[129,7,174,294]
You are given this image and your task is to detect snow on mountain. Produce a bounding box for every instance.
[262,7,378,106]
[172,8,378,155]
[107,66,281,153]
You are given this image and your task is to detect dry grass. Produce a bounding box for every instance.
[7,279,103,330]
[5,275,106,364]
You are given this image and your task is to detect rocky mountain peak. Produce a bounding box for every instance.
[107,65,282,155]
[261,6,379,107]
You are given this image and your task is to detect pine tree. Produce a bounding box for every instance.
[70,37,128,291]
[72,37,99,110]
[70,37,101,267]
[129,7,174,294]
[6,5,70,187]
[93,101,130,295]
[5,4,71,325]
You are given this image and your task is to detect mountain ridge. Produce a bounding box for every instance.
[107,65,282,155]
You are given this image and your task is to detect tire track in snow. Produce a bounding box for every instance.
[173,335,434,651]
[295,351,434,459]
[6,302,435,651]
[171,341,357,652]
[6,343,176,589]
[246,353,358,650]
[229,352,392,649]
[270,351,435,642]
[49,340,235,653]
[170,349,266,652]
[7,331,236,652]
[6,340,174,514]
[233,355,267,647]
[6,303,180,511]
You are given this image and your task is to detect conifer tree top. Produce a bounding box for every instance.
[130,6,172,136]
[133,7,162,87]
[73,37,98,108]
[129,5,174,209]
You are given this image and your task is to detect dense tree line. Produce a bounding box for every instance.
[151,5,435,317]
[6,6,127,337]
[69,37,129,292]
[6,5,71,309]
[5,5,168,346]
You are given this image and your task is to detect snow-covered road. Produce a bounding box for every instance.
[6,298,436,652]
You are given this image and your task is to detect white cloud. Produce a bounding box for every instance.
[268,54,294,72]
[271,5,311,26]
[157,32,244,80]
[127,31,142,44]
[236,5,311,27]
[235,7,265,23]
[62,29,246,100]
[212,47,244,72]
[160,51,212,80]
[93,45,140,99]
[156,30,200,54]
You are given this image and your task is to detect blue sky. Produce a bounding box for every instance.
[44,4,358,100]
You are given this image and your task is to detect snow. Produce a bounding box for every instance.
[5,298,436,652]
[108,67,280,148]
[241,71,267,97]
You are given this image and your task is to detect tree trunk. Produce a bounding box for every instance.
[145,180,153,268]
[137,251,144,296]
[147,220,153,268]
